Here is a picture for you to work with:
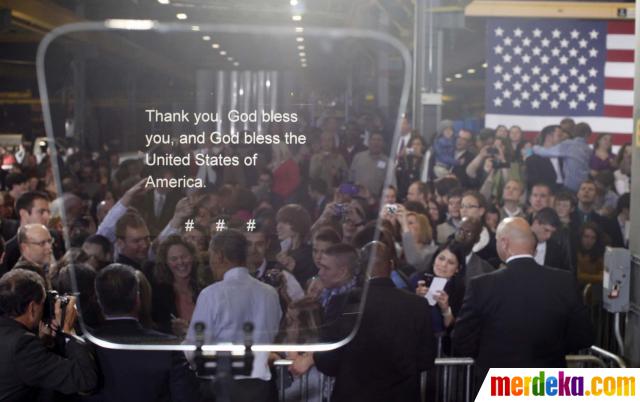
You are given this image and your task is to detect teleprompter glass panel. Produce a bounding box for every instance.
[37,22,410,352]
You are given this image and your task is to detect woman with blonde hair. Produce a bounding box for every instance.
[396,205,437,270]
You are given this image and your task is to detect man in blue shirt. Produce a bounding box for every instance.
[185,229,281,402]
[532,122,593,192]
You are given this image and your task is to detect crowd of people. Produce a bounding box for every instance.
[0,110,623,401]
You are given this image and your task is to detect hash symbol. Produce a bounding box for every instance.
[246,219,256,232]
[215,218,227,232]
[184,219,195,232]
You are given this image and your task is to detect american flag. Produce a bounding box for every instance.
[485,18,634,145]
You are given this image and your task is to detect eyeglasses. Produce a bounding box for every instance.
[25,238,54,247]
[460,204,480,210]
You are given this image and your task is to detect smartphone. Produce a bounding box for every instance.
[422,273,435,287]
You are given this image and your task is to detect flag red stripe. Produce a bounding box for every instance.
[604,77,634,90]
[608,20,635,34]
[603,105,633,118]
[606,49,634,62]
[523,131,631,145]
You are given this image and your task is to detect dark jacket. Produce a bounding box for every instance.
[89,318,200,402]
[525,154,558,191]
[288,244,316,288]
[543,239,573,273]
[0,317,97,402]
[314,278,437,402]
[132,190,182,237]
[464,253,494,287]
[452,257,593,376]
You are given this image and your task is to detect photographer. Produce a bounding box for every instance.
[0,269,97,401]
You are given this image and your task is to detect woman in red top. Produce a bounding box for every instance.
[270,143,301,201]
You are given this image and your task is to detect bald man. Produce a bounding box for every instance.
[452,218,593,384]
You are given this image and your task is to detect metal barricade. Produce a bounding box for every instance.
[274,359,326,402]
[421,357,475,402]
[273,345,625,402]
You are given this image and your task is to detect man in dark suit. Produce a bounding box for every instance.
[132,175,182,237]
[290,241,437,402]
[452,217,593,380]
[525,125,562,192]
[93,263,200,402]
[531,208,573,272]
[0,269,97,401]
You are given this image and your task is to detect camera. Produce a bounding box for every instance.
[42,290,70,325]
[422,273,435,287]
[384,203,398,214]
[334,203,348,218]
[486,147,499,156]
[262,269,283,288]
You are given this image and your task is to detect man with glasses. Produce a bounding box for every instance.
[3,191,60,273]
[13,224,54,283]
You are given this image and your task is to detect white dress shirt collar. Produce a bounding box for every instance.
[506,254,534,264]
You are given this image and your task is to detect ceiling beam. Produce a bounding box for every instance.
[0,0,80,32]
[465,1,635,20]
[0,32,42,43]
[0,0,190,84]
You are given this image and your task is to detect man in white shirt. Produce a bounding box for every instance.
[185,230,281,402]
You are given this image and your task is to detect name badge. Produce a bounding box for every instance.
[376,160,387,169]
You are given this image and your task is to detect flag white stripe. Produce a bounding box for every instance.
[485,114,633,133]
[606,34,635,50]
[603,89,634,106]
[604,62,635,78]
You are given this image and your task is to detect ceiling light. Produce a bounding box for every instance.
[445,77,452,82]
[202,35,210,41]
[297,45,305,50]
[467,68,476,74]
[176,13,187,20]
[227,57,233,61]
[158,0,170,4]
[295,27,304,33]
[220,50,227,55]
[482,62,488,68]
[291,0,299,5]
[105,19,155,30]
[266,80,271,88]
[191,25,200,31]
[296,37,304,42]
[292,15,302,21]
[299,52,306,57]
[300,58,307,63]
[212,43,220,49]
[233,61,239,66]
[454,73,462,79]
